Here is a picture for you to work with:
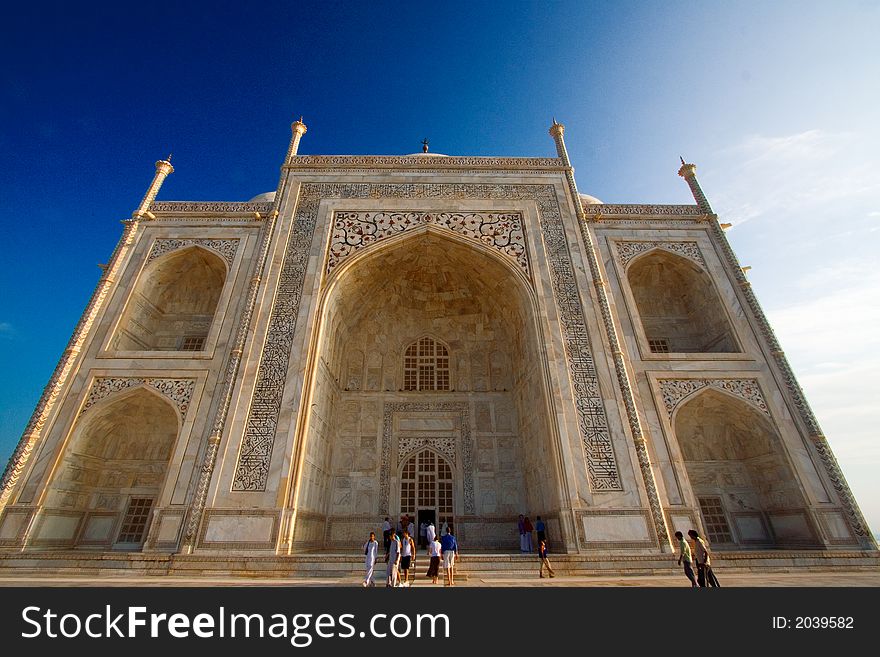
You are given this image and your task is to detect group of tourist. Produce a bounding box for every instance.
[362,515,459,587]
[675,529,721,587]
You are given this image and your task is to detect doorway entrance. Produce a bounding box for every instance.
[400,448,454,541]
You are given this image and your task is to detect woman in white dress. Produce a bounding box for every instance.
[363,531,379,587]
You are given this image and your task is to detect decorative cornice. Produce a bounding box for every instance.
[284,155,564,170]
[586,204,702,217]
[149,201,272,216]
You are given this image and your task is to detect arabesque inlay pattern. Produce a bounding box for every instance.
[232,182,621,492]
[81,377,196,418]
[328,211,529,275]
[615,241,706,269]
[659,378,770,418]
[147,239,240,268]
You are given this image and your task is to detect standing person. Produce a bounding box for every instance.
[426,533,442,584]
[400,530,416,586]
[363,531,379,587]
[381,517,392,555]
[688,530,720,587]
[419,521,428,548]
[537,539,556,578]
[522,516,534,553]
[407,518,415,545]
[535,515,546,546]
[518,514,527,553]
[440,528,459,586]
[426,520,436,546]
[674,531,697,588]
[386,529,401,587]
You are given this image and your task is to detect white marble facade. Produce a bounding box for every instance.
[0,125,875,561]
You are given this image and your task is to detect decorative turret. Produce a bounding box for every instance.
[285,116,308,163]
[677,156,714,215]
[133,156,174,218]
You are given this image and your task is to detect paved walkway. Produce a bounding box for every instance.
[1,571,878,587]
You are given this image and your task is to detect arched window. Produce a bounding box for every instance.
[403,337,450,391]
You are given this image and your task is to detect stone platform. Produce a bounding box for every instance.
[0,550,876,581]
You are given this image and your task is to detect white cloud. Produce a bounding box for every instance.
[707,130,880,227]
[0,322,14,339]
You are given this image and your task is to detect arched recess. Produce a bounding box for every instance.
[399,448,454,532]
[674,388,809,548]
[113,246,227,351]
[292,227,563,550]
[627,250,737,353]
[44,387,179,549]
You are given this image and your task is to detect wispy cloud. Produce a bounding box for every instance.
[707,130,880,227]
[0,322,14,339]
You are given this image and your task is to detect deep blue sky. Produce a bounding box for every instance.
[2,1,878,531]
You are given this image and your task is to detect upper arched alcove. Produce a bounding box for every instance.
[113,246,226,351]
[627,250,737,353]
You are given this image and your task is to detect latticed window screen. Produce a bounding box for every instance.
[403,337,450,391]
[116,497,154,544]
[400,448,454,529]
[698,496,733,544]
[648,338,670,353]
[180,334,207,351]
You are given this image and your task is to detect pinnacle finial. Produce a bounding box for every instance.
[680,155,685,166]
[166,153,173,163]
[421,138,429,153]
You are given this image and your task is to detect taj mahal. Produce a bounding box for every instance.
[0,118,874,576]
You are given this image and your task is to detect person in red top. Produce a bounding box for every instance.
[522,516,534,553]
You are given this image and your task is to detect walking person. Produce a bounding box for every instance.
[426,520,436,546]
[538,539,556,578]
[426,533,442,584]
[386,529,401,587]
[400,530,416,586]
[688,529,720,587]
[363,531,379,587]
[535,515,546,546]
[382,517,392,555]
[419,521,428,548]
[440,527,459,586]
[674,531,697,588]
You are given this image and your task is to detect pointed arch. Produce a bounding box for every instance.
[627,249,738,353]
[674,388,808,548]
[114,245,227,351]
[45,387,180,549]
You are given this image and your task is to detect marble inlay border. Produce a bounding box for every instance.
[658,378,770,419]
[328,211,529,276]
[232,183,621,492]
[80,377,196,418]
[381,403,473,514]
[615,241,706,270]
[147,238,240,268]
[149,201,272,215]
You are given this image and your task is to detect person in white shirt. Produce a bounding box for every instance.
[363,532,379,587]
[419,521,428,548]
[426,534,442,584]
[399,530,416,586]
[426,521,436,545]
